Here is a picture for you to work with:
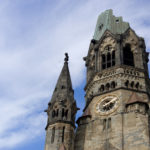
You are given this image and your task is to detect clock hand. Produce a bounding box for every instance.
[103,97,117,107]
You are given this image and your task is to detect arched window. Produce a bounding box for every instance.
[135,82,139,89]
[123,44,134,66]
[125,80,129,87]
[102,54,106,69]
[100,85,105,92]
[101,45,116,70]
[111,81,115,89]
[52,110,55,118]
[51,127,55,143]
[106,83,110,91]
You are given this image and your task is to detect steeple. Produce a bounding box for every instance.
[46,53,77,126]
[50,53,74,104]
[45,53,78,150]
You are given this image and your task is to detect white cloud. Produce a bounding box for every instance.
[0,113,45,149]
[0,0,150,149]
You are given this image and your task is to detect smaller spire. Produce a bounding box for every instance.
[46,53,78,127]
[50,52,73,103]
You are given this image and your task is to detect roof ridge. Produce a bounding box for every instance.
[126,92,144,105]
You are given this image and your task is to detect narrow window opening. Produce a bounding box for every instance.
[125,80,129,87]
[51,127,55,143]
[100,85,105,92]
[102,54,106,69]
[131,81,134,88]
[116,19,119,23]
[102,54,106,62]
[56,109,59,117]
[123,44,134,66]
[71,114,75,121]
[62,126,65,142]
[112,51,115,66]
[107,53,111,61]
[108,118,111,129]
[65,110,68,118]
[61,85,65,89]
[102,64,106,69]
[103,119,106,130]
[102,47,116,70]
[62,108,65,118]
[52,110,55,118]
[135,82,139,89]
[107,62,111,68]
[111,81,115,89]
[107,53,111,68]
[106,83,110,91]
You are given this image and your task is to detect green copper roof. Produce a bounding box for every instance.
[93,9,130,40]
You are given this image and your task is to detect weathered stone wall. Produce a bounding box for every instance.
[45,123,75,150]
[75,89,150,150]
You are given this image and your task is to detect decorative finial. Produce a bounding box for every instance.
[64,53,69,62]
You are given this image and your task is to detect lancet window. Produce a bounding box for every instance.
[123,44,134,66]
[51,127,55,143]
[102,45,115,70]
[62,126,65,142]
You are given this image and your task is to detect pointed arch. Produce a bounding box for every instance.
[101,46,116,70]
[123,44,134,66]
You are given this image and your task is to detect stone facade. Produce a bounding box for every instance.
[44,10,150,150]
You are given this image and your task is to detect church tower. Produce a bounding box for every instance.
[75,10,150,150]
[45,53,78,150]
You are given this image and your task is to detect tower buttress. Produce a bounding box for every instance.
[45,53,78,150]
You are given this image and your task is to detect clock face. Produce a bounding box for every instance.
[96,95,119,115]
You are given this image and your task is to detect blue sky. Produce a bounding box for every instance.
[0,0,150,150]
